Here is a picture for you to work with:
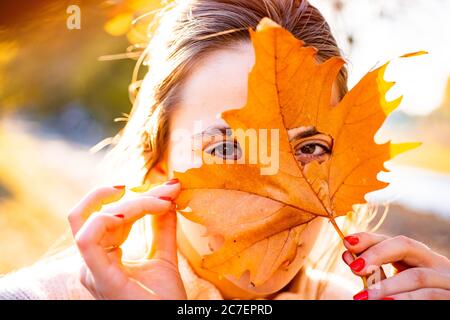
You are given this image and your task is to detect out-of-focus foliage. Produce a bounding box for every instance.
[103,0,171,43]
[0,0,155,134]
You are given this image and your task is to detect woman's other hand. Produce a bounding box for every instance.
[342,232,450,300]
[68,179,187,300]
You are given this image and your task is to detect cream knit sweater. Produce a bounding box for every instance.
[0,248,223,300]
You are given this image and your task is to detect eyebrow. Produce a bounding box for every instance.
[192,125,232,139]
[192,125,319,140]
[290,126,319,141]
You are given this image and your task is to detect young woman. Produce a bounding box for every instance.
[1,0,449,300]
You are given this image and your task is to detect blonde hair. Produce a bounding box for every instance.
[104,0,382,299]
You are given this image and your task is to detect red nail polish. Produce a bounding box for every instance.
[345,235,359,246]
[341,251,347,262]
[158,196,172,201]
[349,257,365,272]
[382,297,394,300]
[114,214,125,219]
[165,178,179,185]
[113,185,125,190]
[353,290,368,300]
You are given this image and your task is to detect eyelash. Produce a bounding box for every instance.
[203,139,330,163]
[204,140,242,160]
[294,141,331,163]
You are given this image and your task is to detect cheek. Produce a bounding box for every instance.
[166,131,201,174]
[296,217,326,257]
[177,213,219,256]
[166,138,187,173]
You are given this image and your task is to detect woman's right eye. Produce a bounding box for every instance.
[204,140,242,160]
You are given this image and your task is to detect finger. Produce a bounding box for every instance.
[93,214,133,250]
[342,250,387,284]
[147,211,178,266]
[343,232,389,281]
[366,267,450,300]
[348,235,443,276]
[390,288,450,300]
[68,186,126,236]
[101,196,175,223]
[343,232,389,254]
[75,213,126,281]
[342,250,355,265]
[138,179,181,200]
[342,235,409,273]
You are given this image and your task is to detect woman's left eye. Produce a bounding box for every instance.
[294,142,330,164]
[205,140,242,160]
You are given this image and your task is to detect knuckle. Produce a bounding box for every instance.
[75,233,89,250]
[409,268,427,287]
[394,235,414,247]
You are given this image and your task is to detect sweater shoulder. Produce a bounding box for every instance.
[0,248,93,300]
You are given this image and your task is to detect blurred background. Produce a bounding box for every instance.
[0,0,449,275]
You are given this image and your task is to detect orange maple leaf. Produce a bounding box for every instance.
[174,18,419,286]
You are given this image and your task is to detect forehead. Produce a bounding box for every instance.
[171,41,255,134]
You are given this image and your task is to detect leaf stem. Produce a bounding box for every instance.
[329,216,368,289]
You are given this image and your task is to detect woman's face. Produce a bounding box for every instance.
[167,41,338,297]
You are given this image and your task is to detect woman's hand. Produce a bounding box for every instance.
[68,179,187,300]
[342,232,450,300]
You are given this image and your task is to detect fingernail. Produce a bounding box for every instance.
[114,214,125,219]
[165,178,179,185]
[353,290,368,300]
[113,185,126,190]
[341,251,347,262]
[382,297,394,300]
[344,235,359,246]
[158,196,173,201]
[349,257,365,272]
